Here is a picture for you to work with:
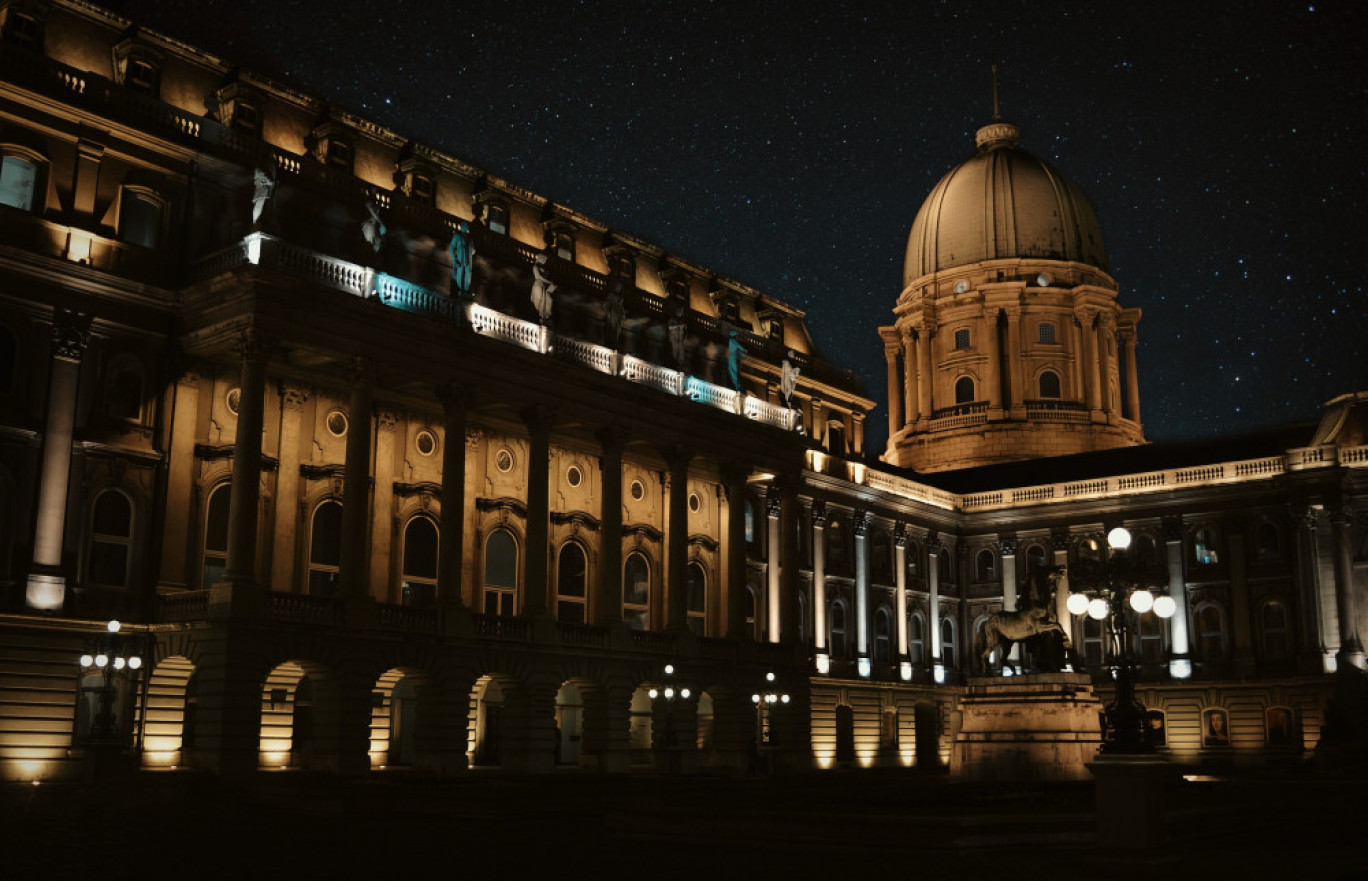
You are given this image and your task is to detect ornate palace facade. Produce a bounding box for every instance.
[0,0,1363,781]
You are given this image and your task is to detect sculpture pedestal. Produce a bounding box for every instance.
[1087,754,1171,849]
[952,673,1103,781]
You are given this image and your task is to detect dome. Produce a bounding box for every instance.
[903,121,1108,284]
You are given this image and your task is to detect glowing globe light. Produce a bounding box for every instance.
[680,688,690,699]
[1153,595,1177,619]
[1130,590,1155,614]
[128,656,142,670]
[664,687,674,700]
[664,664,674,676]
[1106,527,1132,551]
[751,694,760,704]
[1066,592,1091,616]
[95,654,109,667]
[766,672,776,682]
[79,654,93,668]
[648,688,659,700]
[781,694,791,704]
[113,657,126,670]
[1088,598,1110,620]
[107,620,121,633]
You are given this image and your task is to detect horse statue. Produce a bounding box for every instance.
[975,565,1069,674]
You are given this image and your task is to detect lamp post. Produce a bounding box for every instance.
[1066,528,1175,754]
[648,663,690,765]
[77,620,147,781]
[750,671,791,769]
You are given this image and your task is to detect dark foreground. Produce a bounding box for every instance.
[4,766,1364,880]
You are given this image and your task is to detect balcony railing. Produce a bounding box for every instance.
[193,234,801,432]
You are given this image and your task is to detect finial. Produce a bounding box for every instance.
[991,63,1001,121]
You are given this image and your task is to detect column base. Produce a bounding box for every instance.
[25,570,66,611]
[1336,645,1366,671]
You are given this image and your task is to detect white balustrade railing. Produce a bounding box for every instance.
[466,303,545,353]
[622,355,685,396]
[554,336,617,376]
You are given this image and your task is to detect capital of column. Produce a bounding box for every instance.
[596,424,629,457]
[347,355,376,389]
[811,499,828,529]
[1162,516,1185,543]
[1290,504,1320,531]
[233,326,273,364]
[765,483,783,519]
[853,510,870,538]
[279,381,310,411]
[996,536,1018,557]
[1050,529,1071,553]
[376,408,398,433]
[894,523,910,549]
[51,309,91,362]
[438,382,480,414]
[521,404,556,438]
[1329,508,1353,529]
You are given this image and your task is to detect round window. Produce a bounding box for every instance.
[566,465,582,487]
[630,479,645,501]
[415,429,437,457]
[688,492,701,513]
[326,409,348,437]
[495,448,514,473]
[225,387,241,415]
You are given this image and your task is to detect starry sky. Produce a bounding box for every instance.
[118,0,1367,452]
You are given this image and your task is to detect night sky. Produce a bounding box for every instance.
[118,0,1367,452]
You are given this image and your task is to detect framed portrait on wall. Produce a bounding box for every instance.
[1144,710,1167,747]
[1203,708,1229,746]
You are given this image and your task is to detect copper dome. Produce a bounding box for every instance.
[903,121,1108,285]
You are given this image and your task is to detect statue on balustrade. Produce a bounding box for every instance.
[531,249,556,323]
[727,330,747,392]
[781,351,800,406]
[251,165,276,224]
[448,220,474,296]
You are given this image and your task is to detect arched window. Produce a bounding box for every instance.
[937,548,952,585]
[827,421,846,455]
[744,499,756,547]
[1197,603,1227,660]
[975,549,996,583]
[1134,533,1159,565]
[1254,522,1280,563]
[1259,600,1291,660]
[745,586,759,641]
[906,541,920,577]
[400,516,438,607]
[954,376,975,404]
[1038,370,1061,399]
[1026,544,1047,572]
[104,358,145,422]
[482,529,518,616]
[909,613,925,665]
[200,484,230,588]
[0,324,18,394]
[0,153,39,212]
[1136,611,1164,664]
[87,489,133,588]
[686,561,707,636]
[940,618,956,670]
[556,542,587,624]
[1194,527,1220,566]
[829,600,847,659]
[308,501,343,597]
[119,188,163,249]
[623,552,650,631]
[874,608,892,663]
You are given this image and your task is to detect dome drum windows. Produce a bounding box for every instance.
[954,376,976,405]
[1037,370,1061,399]
[1038,322,1057,344]
[953,328,971,350]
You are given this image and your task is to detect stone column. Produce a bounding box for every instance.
[156,367,203,591]
[894,526,910,678]
[338,358,375,600]
[1122,327,1142,423]
[902,331,919,425]
[1097,314,1115,415]
[666,446,691,632]
[596,426,626,627]
[1069,317,1086,406]
[268,382,308,593]
[1226,520,1257,676]
[917,322,934,421]
[723,461,750,641]
[984,307,1002,413]
[438,387,470,613]
[928,538,942,673]
[1163,517,1192,678]
[884,344,903,439]
[26,311,90,610]
[521,405,554,617]
[367,410,399,597]
[1292,506,1327,672]
[812,502,828,668]
[999,537,1019,665]
[765,484,782,643]
[1052,530,1074,651]
[852,413,865,456]
[217,328,271,609]
[1078,311,1101,413]
[1330,509,1364,669]
[1004,308,1024,415]
[854,511,870,676]
[778,477,801,645]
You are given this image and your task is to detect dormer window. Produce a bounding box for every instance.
[1,7,43,52]
[486,203,508,235]
[232,102,261,135]
[114,38,163,99]
[126,58,159,95]
[325,139,351,170]
[410,173,435,205]
[306,118,356,173]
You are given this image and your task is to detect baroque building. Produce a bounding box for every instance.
[0,0,1364,782]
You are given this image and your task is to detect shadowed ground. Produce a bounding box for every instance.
[4,767,1364,880]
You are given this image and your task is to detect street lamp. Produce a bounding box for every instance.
[1066,528,1174,754]
[750,671,791,747]
[648,663,690,749]
[77,620,145,743]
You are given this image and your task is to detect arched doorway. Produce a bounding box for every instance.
[143,655,196,769]
[555,682,584,766]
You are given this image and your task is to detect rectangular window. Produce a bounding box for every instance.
[119,191,161,249]
[954,328,970,349]
[0,156,37,212]
[1038,322,1056,344]
[325,140,352,170]
[486,204,508,235]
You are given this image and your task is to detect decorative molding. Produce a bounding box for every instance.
[625,523,664,543]
[476,496,528,518]
[300,463,346,480]
[550,510,601,531]
[279,382,310,410]
[393,481,442,499]
[688,533,720,552]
